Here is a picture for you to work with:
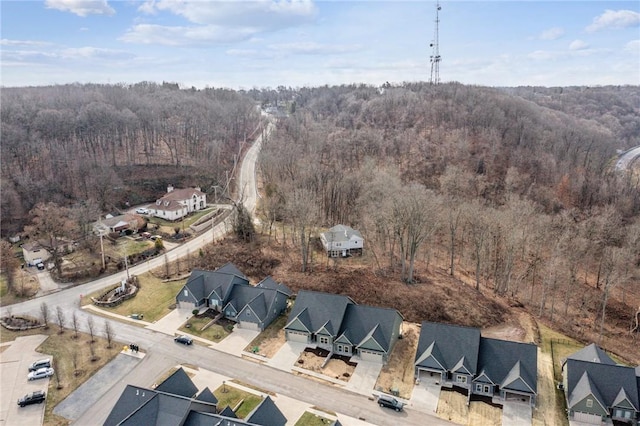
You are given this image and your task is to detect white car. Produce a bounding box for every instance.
[135,208,149,215]
[27,367,54,381]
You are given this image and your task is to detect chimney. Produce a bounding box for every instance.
[167,184,174,193]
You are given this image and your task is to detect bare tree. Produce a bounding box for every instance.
[104,320,114,348]
[72,347,79,376]
[0,240,20,293]
[55,306,66,333]
[71,311,79,339]
[40,302,50,329]
[464,201,490,290]
[86,315,95,343]
[287,188,318,273]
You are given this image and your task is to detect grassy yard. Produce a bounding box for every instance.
[178,316,231,343]
[2,325,122,426]
[147,207,215,229]
[82,272,186,323]
[213,384,262,418]
[294,411,333,426]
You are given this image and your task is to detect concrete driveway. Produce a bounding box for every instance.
[409,378,441,415]
[214,328,259,356]
[145,307,191,334]
[267,341,308,371]
[502,401,532,426]
[345,360,382,395]
[0,335,50,426]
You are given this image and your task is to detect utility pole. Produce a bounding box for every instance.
[429,1,442,85]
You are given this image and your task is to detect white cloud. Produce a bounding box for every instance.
[539,27,564,40]
[44,0,115,17]
[143,0,317,29]
[1,39,53,47]
[569,39,589,51]
[60,47,134,60]
[625,39,640,52]
[121,24,256,45]
[586,9,640,32]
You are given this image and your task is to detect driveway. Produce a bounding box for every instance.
[0,335,50,426]
[214,328,259,356]
[54,352,143,421]
[267,341,308,371]
[145,307,192,335]
[409,377,441,415]
[345,360,382,395]
[502,401,532,426]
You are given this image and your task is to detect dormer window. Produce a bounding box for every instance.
[586,399,593,408]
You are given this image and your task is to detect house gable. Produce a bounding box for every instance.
[284,313,311,333]
[572,394,609,417]
[612,388,637,410]
[415,341,447,372]
[473,371,495,385]
[414,322,480,375]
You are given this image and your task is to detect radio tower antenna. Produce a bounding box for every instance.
[429,1,442,85]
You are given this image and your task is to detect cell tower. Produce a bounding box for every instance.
[429,1,442,85]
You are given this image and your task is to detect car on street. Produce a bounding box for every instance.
[377,394,404,412]
[174,335,193,345]
[17,390,46,407]
[135,207,149,215]
[28,358,51,372]
[27,367,54,381]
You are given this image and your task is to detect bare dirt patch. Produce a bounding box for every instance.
[296,348,356,382]
[375,322,419,399]
[244,315,287,358]
[437,388,502,426]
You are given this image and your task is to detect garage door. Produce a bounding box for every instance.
[286,331,309,343]
[573,412,602,424]
[179,301,196,310]
[359,349,383,363]
[239,321,260,331]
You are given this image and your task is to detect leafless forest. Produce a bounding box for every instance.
[1,82,639,361]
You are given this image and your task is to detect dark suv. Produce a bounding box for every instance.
[17,391,46,407]
[377,394,404,412]
[174,335,193,345]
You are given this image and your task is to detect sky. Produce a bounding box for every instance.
[1,0,639,89]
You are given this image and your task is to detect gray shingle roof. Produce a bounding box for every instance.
[155,368,198,398]
[194,387,218,404]
[257,276,292,297]
[285,290,355,337]
[566,359,640,412]
[566,343,616,365]
[321,225,362,243]
[337,304,402,353]
[246,396,287,426]
[477,338,537,394]
[104,385,155,426]
[415,322,481,375]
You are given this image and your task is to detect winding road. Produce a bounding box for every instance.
[615,145,640,171]
[0,117,451,426]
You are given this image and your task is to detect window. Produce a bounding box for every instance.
[319,336,329,345]
[456,375,467,384]
[484,385,490,393]
[183,290,188,297]
[586,399,593,408]
[337,345,343,352]
[476,384,483,392]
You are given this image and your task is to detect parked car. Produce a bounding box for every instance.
[27,367,54,381]
[174,335,193,345]
[17,390,46,407]
[377,394,404,412]
[135,207,149,215]
[28,358,51,372]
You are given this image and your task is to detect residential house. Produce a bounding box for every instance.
[104,367,287,426]
[176,263,291,331]
[320,225,364,258]
[284,290,404,363]
[21,238,74,266]
[563,344,640,424]
[94,213,141,235]
[149,185,207,221]
[414,322,538,406]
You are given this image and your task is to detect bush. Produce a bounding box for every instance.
[192,309,199,315]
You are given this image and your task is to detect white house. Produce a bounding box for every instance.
[320,224,364,258]
[148,185,207,221]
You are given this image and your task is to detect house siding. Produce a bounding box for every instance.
[571,395,608,417]
[237,306,262,330]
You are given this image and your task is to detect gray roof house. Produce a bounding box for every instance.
[176,263,291,331]
[320,225,364,258]
[563,344,640,425]
[104,367,287,426]
[414,322,538,407]
[284,290,403,363]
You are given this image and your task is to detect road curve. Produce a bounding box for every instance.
[615,146,640,170]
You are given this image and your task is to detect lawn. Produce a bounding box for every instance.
[148,207,215,229]
[213,384,262,418]
[82,272,186,323]
[178,316,231,343]
[294,411,334,426]
[244,314,287,357]
[2,325,122,426]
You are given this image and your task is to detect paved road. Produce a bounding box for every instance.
[615,145,640,170]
